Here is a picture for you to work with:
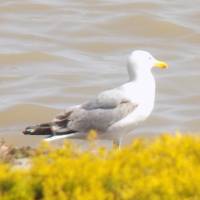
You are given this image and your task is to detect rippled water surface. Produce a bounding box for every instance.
[0,0,199,146]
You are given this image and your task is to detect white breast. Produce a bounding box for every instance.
[107,74,156,139]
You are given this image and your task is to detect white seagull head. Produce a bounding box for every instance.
[129,50,168,70]
[127,50,168,80]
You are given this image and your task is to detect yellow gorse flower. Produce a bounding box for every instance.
[1,133,200,199]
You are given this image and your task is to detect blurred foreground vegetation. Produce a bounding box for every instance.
[1,133,200,200]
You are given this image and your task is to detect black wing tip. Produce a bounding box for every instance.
[23,127,33,135]
[22,121,77,136]
[23,124,53,135]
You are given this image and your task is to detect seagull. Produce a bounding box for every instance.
[23,50,168,147]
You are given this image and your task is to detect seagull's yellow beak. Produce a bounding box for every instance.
[154,60,168,69]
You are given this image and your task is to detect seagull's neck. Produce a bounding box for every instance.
[127,62,136,81]
[127,62,152,82]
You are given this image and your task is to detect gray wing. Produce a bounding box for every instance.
[53,89,137,134]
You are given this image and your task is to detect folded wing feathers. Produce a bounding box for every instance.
[23,90,138,136]
[52,100,137,134]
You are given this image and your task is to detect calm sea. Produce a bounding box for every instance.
[0,0,199,146]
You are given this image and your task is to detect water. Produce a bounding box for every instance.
[0,0,199,146]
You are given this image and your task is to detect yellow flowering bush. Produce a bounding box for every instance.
[1,133,200,199]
